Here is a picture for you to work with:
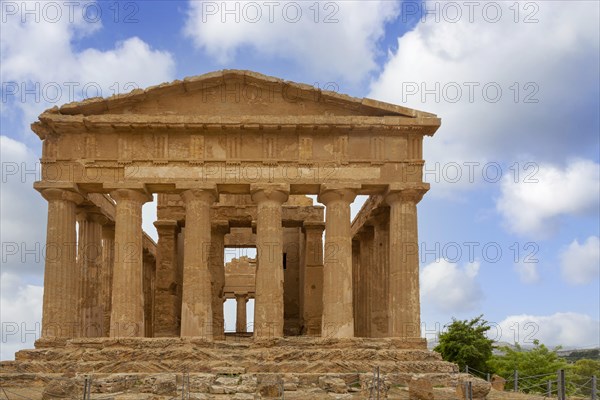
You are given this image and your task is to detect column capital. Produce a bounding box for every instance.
[41,188,84,204]
[302,221,325,234]
[181,188,217,204]
[235,293,249,302]
[110,188,153,204]
[77,206,111,225]
[250,183,290,204]
[154,219,180,236]
[385,189,428,206]
[356,224,375,240]
[318,184,360,205]
[211,219,230,235]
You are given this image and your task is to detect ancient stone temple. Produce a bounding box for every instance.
[0,71,481,399]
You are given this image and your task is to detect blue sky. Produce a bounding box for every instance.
[1,0,599,359]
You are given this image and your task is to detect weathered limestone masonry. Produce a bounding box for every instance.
[29,70,438,340]
[0,70,462,398]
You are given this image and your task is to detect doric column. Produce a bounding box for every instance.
[371,212,390,338]
[143,249,156,337]
[153,220,181,337]
[77,208,104,337]
[318,184,358,338]
[358,226,374,337]
[386,185,428,338]
[251,183,289,338]
[180,187,217,338]
[110,188,152,337]
[351,239,361,336]
[235,293,248,333]
[40,189,83,338]
[210,221,229,340]
[302,221,325,336]
[101,224,115,337]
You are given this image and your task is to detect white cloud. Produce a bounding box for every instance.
[560,236,600,285]
[183,0,399,83]
[514,261,540,284]
[496,159,599,237]
[1,2,175,136]
[421,259,483,313]
[0,272,43,360]
[0,136,47,276]
[494,313,600,348]
[369,1,599,196]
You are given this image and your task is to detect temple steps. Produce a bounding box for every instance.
[1,359,456,374]
[13,347,441,363]
[0,338,466,398]
[1,337,456,374]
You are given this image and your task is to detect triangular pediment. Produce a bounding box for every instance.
[53,70,434,119]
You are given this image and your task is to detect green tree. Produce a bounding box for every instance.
[434,315,494,374]
[567,359,600,397]
[488,340,569,394]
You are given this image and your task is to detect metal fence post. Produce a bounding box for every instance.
[547,380,552,397]
[514,370,519,392]
[557,369,566,400]
[487,373,490,382]
[466,365,469,374]
[377,366,381,400]
[82,375,91,400]
[592,375,597,400]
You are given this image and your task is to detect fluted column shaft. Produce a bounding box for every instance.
[351,239,361,336]
[210,222,228,340]
[77,210,104,337]
[302,222,325,336]
[251,184,289,338]
[372,217,390,337]
[153,220,181,337]
[40,189,82,338]
[235,293,248,333]
[101,225,115,337]
[386,188,426,338]
[358,227,374,337]
[110,189,151,337]
[180,188,216,338]
[318,185,357,338]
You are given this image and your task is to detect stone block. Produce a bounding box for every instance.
[232,394,255,400]
[319,376,348,393]
[491,374,506,391]
[409,376,434,400]
[259,382,282,397]
[151,375,177,395]
[456,377,491,400]
[210,385,237,394]
[42,379,80,399]
[215,375,240,386]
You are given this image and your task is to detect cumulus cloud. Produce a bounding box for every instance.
[0,136,47,277]
[559,236,600,285]
[183,0,399,83]
[369,1,599,195]
[514,261,540,284]
[0,272,43,360]
[421,259,483,313]
[493,313,600,348]
[1,2,175,137]
[496,159,599,237]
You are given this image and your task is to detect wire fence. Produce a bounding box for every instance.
[464,364,598,400]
